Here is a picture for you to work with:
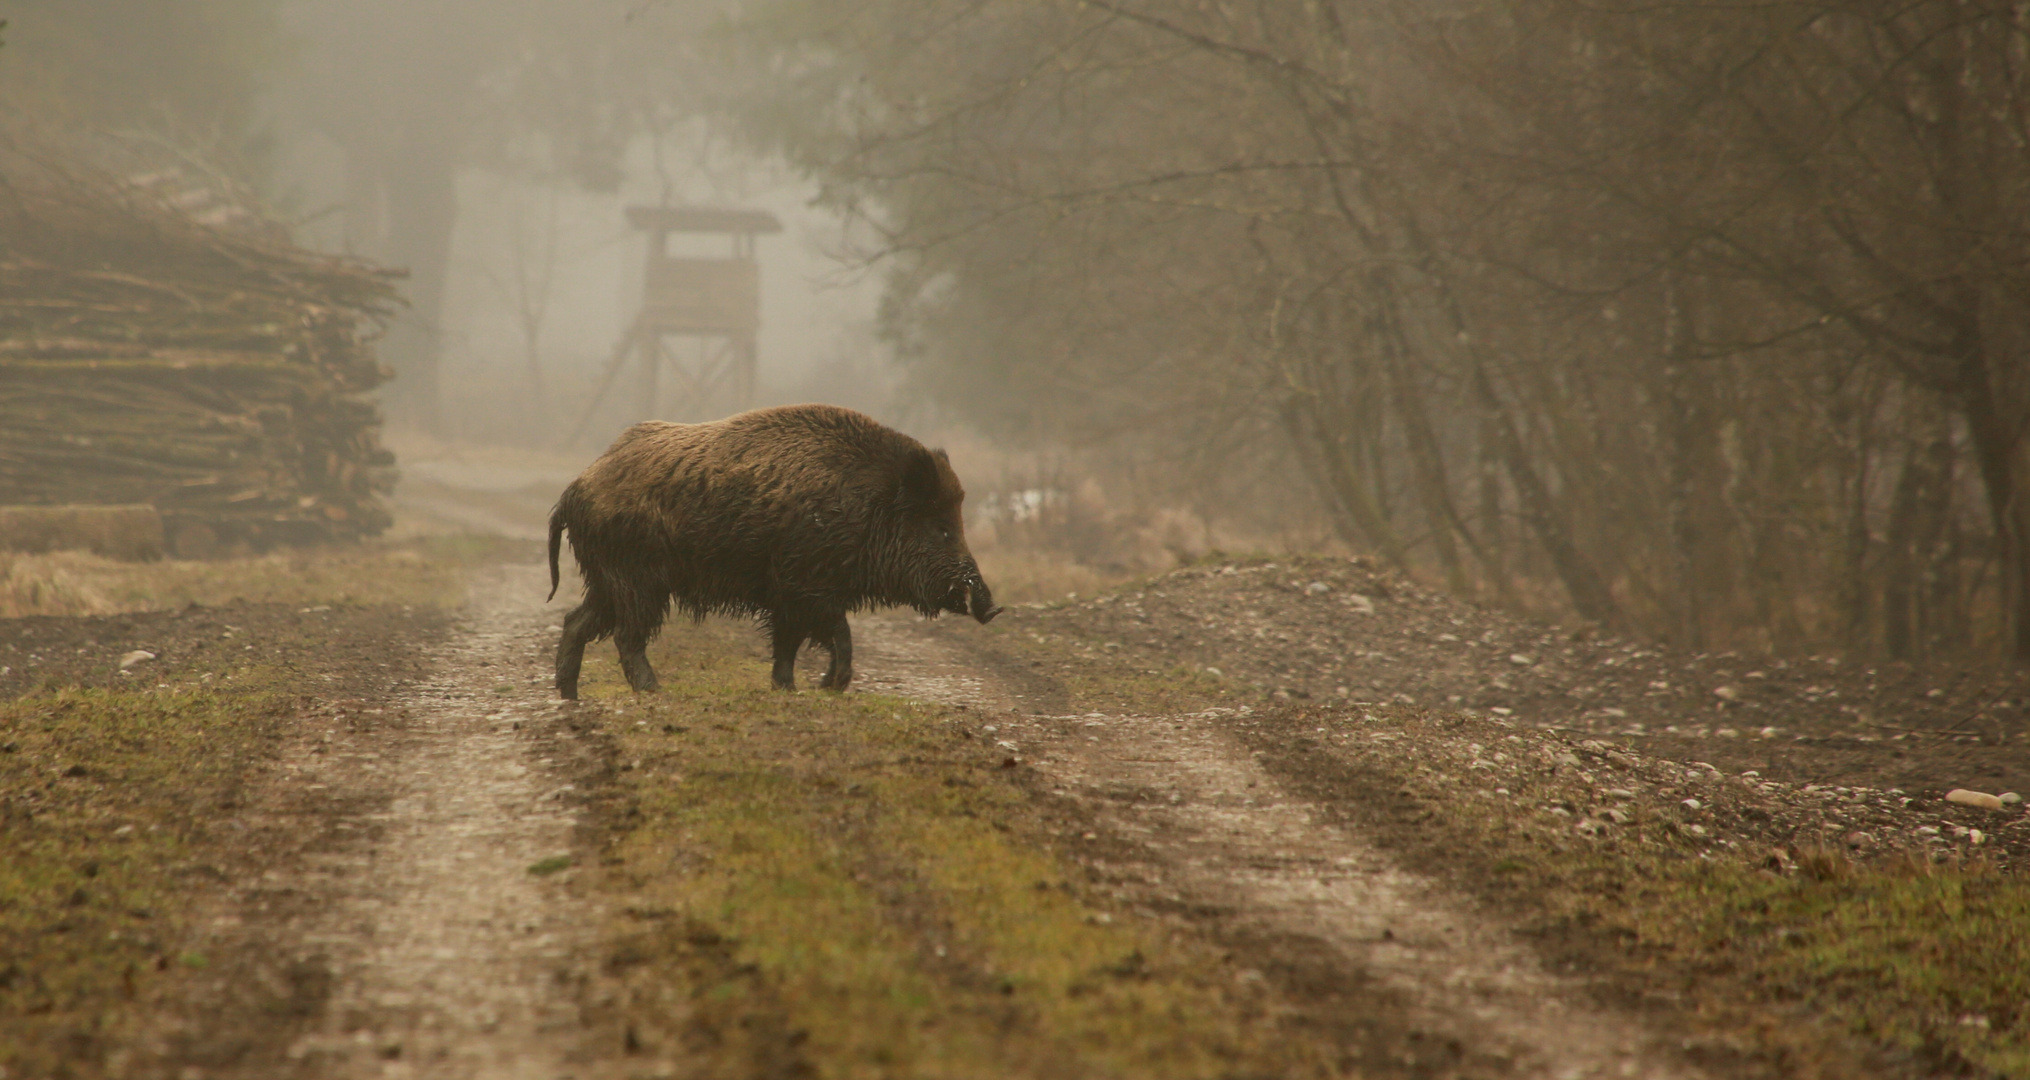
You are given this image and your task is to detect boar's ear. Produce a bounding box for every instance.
[897,446,944,511]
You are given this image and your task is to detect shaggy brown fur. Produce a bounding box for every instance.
[548,404,999,699]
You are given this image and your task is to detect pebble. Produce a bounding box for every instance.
[1346,594,1376,615]
[1304,581,1331,595]
[1713,686,1739,701]
[1945,789,2005,811]
[118,650,156,670]
[1508,653,1535,666]
[1605,788,1635,800]
[2001,792,2023,806]
[1681,798,1703,811]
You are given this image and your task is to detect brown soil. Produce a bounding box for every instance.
[0,599,436,704]
[1009,556,2030,854]
[13,546,2025,1077]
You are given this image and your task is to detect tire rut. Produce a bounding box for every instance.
[854,611,1707,1080]
[157,564,615,1080]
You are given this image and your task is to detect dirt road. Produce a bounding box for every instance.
[856,612,1703,1080]
[127,563,615,1080]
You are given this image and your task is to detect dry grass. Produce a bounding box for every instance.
[0,537,512,618]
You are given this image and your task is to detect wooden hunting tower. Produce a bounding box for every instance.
[622,205,781,420]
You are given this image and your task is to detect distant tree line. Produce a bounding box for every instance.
[715,0,2030,663]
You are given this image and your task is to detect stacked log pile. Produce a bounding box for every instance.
[0,140,404,557]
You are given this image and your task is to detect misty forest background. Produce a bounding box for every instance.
[6,0,2030,666]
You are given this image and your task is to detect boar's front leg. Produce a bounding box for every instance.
[817,612,853,692]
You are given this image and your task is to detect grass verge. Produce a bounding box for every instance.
[574,621,1353,1079]
[0,684,296,1076]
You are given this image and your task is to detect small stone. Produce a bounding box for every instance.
[1999,792,2023,805]
[1969,829,1987,846]
[1546,806,1572,818]
[1509,653,1536,666]
[1713,686,1739,701]
[1945,789,2006,811]
[1606,788,1635,799]
[1599,807,1630,825]
[1681,798,1702,811]
[1305,581,1331,595]
[1843,831,1875,850]
[1203,667,1223,678]
[1489,706,1513,717]
[1684,824,1708,837]
[1554,751,1582,768]
[1926,688,1945,699]
[1346,594,1376,615]
[118,650,156,670]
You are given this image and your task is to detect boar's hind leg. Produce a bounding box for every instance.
[556,600,615,701]
[614,622,660,693]
[817,613,853,692]
[768,618,806,691]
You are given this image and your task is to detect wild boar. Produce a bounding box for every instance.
[547,404,999,699]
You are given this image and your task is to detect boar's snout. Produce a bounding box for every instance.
[967,573,1000,624]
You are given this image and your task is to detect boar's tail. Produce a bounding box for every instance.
[546,504,566,602]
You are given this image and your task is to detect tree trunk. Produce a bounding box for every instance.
[1959,372,2030,662]
[1468,359,1622,629]
[1281,395,1410,571]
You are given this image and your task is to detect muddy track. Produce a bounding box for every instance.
[856,611,1708,1080]
[137,563,615,1080]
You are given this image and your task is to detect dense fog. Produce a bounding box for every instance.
[6,0,2030,661]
